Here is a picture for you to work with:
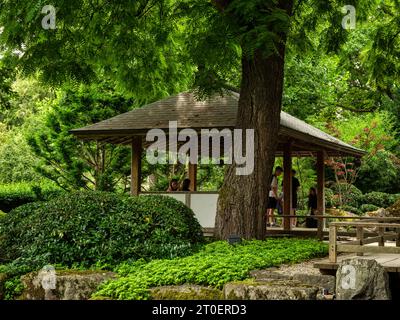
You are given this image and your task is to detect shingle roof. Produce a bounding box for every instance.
[70,91,366,157]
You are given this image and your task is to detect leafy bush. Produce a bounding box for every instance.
[0,191,204,269]
[0,183,63,212]
[3,277,24,300]
[324,188,335,208]
[331,183,363,207]
[361,192,400,208]
[341,205,363,216]
[93,239,328,300]
[360,204,379,213]
[355,150,400,194]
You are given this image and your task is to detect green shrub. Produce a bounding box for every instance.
[0,186,36,213]
[341,205,363,215]
[0,183,63,212]
[0,191,204,269]
[93,239,328,300]
[361,192,400,208]
[331,183,363,207]
[360,204,379,213]
[3,276,24,300]
[324,188,335,208]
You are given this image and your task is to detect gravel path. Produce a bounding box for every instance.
[273,257,328,276]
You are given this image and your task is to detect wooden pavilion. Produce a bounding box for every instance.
[70,91,366,236]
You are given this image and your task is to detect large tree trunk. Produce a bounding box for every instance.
[214,2,293,240]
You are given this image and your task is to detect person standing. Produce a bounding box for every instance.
[267,166,283,227]
[180,178,191,191]
[291,169,300,228]
[167,179,179,192]
[306,187,318,228]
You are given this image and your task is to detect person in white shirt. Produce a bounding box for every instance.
[266,166,283,226]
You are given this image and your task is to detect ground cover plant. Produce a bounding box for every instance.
[93,238,328,300]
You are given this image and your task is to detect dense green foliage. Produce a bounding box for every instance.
[361,191,400,208]
[27,84,134,191]
[341,205,363,216]
[330,183,364,208]
[3,277,24,300]
[360,203,379,213]
[0,192,204,269]
[324,187,400,212]
[0,1,399,240]
[0,78,54,184]
[93,239,328,300]
[0,1,399,196]
[0,182,62,212]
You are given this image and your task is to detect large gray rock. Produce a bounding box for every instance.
[20,270,116,300]
[292,274,335,296]
[250,269,335,299]
[150,285,223,300]
[336,258,391,300]
[249,270,290,281]
[224,279,319,300]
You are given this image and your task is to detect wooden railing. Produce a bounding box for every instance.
[328,221,400,263]
[266,214,400,240]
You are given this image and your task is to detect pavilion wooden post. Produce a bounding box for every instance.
[131,137,142,196]
[283,143,292,231]
[317,151,325,240]
[188,163,197,191]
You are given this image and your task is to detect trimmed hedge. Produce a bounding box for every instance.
[325,185,400,211]
[341,205,363,216]
[361,192,400,209]
[360,204,379,213]
[0,191,204,269]
[0,184,63,212]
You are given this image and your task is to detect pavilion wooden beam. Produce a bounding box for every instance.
[188,163,197,191]
[283,142,292,231]
[317,150,325,240]
[131,137,142,196]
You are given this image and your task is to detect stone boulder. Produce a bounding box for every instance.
[224,279,319,300]
[249,269,335,299]
[292,274,335,297]
[150,285,223,300]
[20,270,116,300]
[335,258,391,300]
[249,269,290,281]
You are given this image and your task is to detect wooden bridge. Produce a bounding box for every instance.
[314,219,400,275]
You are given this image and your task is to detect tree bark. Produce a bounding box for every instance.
[214,1,293,240]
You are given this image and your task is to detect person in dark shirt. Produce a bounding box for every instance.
[181,178,191,191]
[308,187,318,213]
[291,169,300,228]
[306,187,318,228]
